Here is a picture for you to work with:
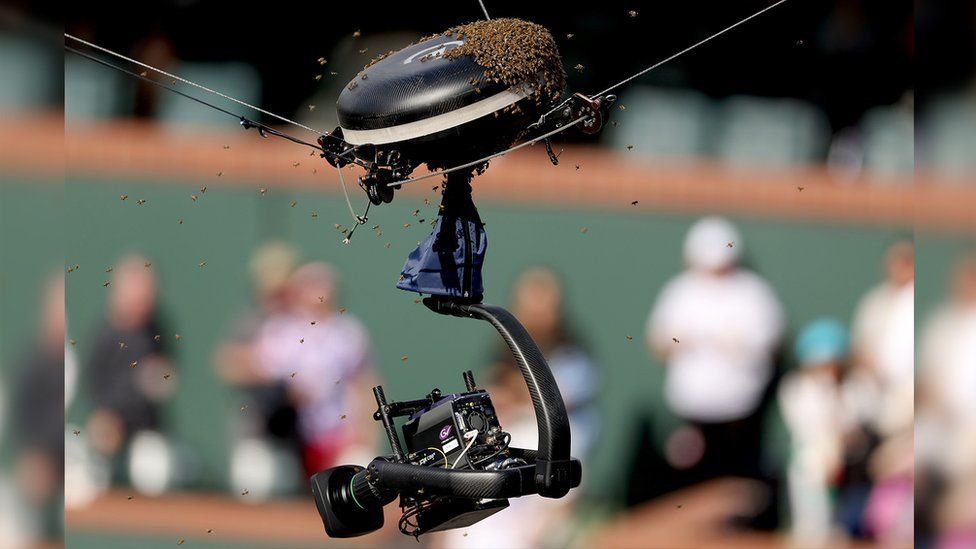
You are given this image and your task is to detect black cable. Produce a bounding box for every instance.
[64,45,368,169]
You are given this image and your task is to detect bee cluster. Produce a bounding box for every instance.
[437,18,566,108]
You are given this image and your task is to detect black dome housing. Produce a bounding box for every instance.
[335,23,563,171]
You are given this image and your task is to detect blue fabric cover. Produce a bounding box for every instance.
[396,178,486,299]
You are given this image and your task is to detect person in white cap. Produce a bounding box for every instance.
[646,217,784,483]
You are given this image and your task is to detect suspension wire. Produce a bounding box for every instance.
[64,33,331,138]
[477,0,491,20]
[335,163,371,238]
[65,44,369,169]
[537,0,792,125]
[385,117,585,187]
[388,0,792,187]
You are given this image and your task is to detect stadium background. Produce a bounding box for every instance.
[0,0,973,547]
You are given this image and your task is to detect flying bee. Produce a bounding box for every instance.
[198,260,207,268]
[631,200,639,206]
[120,194,128,201]
[291,201,297,208]
[191,194,199,201]
[144,262,152,268]
[629,10,639,17]
[352,30,361,38]
[308,105,316,112]
[317,57,327,65]
[574,64,584,72]
[105,267,113,273]
[200,186,207,193]
[580,227,589,234]
[260,188,268,195]
[136,199,146,205]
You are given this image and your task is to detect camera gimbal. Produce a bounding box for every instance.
[310,298,580,538]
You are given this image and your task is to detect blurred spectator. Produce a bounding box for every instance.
[917,251,976,548]
[214,241,302,498]
[848,238,914,545]
[9,273,65,544]
[779,318,849,545]
[254,261,377,478]
[849,237,914,436]
[646,217,784,485]
[437,266,599,549]
[85,255,176,489]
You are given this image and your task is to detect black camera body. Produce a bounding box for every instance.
[310,301,580,539]
[402,390,503,469]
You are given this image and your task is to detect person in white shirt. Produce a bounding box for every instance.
[646,217,785,481]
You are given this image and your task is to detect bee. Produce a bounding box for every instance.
[216,171,222,177]
[401,356,408,361]
[797,186,805,192]
[727,242,734,248]
[566,34,575,39]
[340,414,347,420]
[144,262,152,268]
[119,340,127,349]
[628,9,639,17]
[130,361,138,368]
[191,194,199,201]
[626,335,634,341]
[178,218,184,225]
[308,105,316,112]
[359,48,368,54]
[330,71,338,76]
[200,186,207,193]
[318,296,325,303]
[403,223,411,228]
[70,339,77,346]
[299,338,304,344]
[418,219,425,224]
[103,281,111,287]
[292,161,301,167]
[672,337,680,343]
[175,334,182,341]
[178,538,185,546]
[163,373,171,380]
[241,489,250,496]
[207,529,214,534]
[136,199,146,205]
[120,194,129,201]
[73,430,81,436]
[290,201,297,208]
[424,198,430,206]
[631,200,639,206]
[339,307,347,314]
[385,242,391,249]
[223,145,230,150]
[352,30,362,38]
[139,71,147,77]
[240,404,248,413]
[626,145,635,151]
[198,260,207,268]
[260,188,268,195]
[290,372,297,378]
[314,74,323,81]
[67,265,75,273]
[575,165,581,171]
[361,73,368,80]
[311,212,319,218]
[574,64,584,72]
[580,227,589,234]
[154,334,161,342]
[412,209,420,216]
[317,57,327,65]
[335,379,341,385]
[619,104,627,110]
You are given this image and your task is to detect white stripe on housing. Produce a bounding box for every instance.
[340,87,528,146]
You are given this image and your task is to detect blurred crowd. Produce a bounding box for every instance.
[27,215,956,548]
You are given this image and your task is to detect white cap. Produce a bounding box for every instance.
[683,217,741,271]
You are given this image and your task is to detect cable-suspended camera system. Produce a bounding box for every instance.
[64,0,791,538]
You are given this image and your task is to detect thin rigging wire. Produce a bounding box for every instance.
[64,33,327,137]
[388,0,792,187]
[537,0,792,125]
[478,0,491,20]
[64,45,366,168]
[384,117,585,187]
